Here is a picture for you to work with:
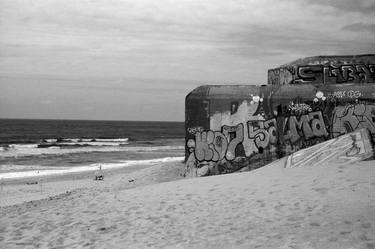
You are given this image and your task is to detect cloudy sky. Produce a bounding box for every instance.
[0,0,374,121]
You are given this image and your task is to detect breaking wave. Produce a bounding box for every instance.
[3,138,130,150]
[0,143,184,158]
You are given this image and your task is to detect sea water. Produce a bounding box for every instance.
[0,119,185,179]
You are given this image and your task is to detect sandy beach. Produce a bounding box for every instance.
[1,157,375,249]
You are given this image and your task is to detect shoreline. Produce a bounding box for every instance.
[0,156,184,181]
[0,158,186,207]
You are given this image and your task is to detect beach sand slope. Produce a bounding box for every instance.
[1,157,375,249]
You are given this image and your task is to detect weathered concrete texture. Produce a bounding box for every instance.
[285,128,374,168]
[185,83,375,176]
[268,54,375,85]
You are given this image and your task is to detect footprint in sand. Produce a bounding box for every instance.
[339,230,352,235]
[166,205,176,212]
[287,216,304,222]
[328,236,338,242]
[344,220,352,225]
[96,224,117,234]
[255,200,265,207]
[309,222,320,227]
[361,222,372,229]
[184,194,193,200]
[312,187,329,194]
[359,233,372,242]
[274,202,286,211]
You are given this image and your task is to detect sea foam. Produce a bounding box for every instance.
[0,156,185,179]
[0,144,184,158]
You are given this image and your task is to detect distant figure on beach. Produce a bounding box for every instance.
[94,165,104,181]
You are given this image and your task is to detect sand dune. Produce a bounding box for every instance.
[1,157,375,249]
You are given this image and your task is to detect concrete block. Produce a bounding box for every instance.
[285,128,374,168]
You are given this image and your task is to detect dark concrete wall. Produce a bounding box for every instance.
[268,54,375,85]
[185,83,375,176]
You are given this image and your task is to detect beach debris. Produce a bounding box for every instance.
[94,175,104,181]
[94,164,104,180]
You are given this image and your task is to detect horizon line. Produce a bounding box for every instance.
[0,117,184,123]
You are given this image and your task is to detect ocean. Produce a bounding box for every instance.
[0,119,185,178]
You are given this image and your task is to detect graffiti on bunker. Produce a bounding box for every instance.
[186,55,375,176]
[294,64,375,84]
[185,84,375,176]
[332,103,375,137]
[268,55,375,85]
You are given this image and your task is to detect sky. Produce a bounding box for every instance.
[0,0,374,121]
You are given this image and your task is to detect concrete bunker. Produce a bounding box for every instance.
[185,54,375,177]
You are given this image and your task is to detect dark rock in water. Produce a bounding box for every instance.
[38,143,57,148]
[26,181,38,185]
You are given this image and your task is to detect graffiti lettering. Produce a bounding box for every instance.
[332,104,375,137]
[331,91,346,98]
[287,103,312,115]
[284,111,328,143]
[328,90,362,99]
[192,130,229,162]
[187,126,204,134]
[222,124,244,161]
[295,64,375,84]
[194,131,215,161]
[189,120,279,162]
[189,111,330,163]
[347,90,362,98]
[248,118,277,151]
[296,65,323,83]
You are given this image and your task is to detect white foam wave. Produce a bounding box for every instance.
[0,145,184,158]
[55,141,129,146]
[40,138,129,146]
[62,138,92,142]
[0,164,68,172]
[61,138,129,143]
[95,138,129,142]
[45,139,58,143]
[8,144,39,149]
[0,157,184,179]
